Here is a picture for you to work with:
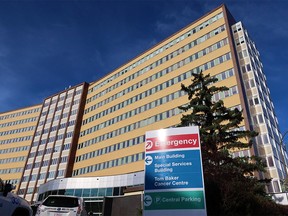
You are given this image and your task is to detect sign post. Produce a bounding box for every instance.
[144,126,207,216]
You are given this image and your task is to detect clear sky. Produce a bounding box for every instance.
[0,0,287,133]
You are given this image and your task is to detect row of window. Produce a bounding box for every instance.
[0,156,26,164]
[17,188,31,195]
[26,156,68,172]
[43,88,82,108]
[22,169,65,183]
[255,71,268,96]
[78,85,238,161]
[232,22,242,33]
[241,63,252,73]
[0,167,22,174]
[41,100,80,116]
[26,187,34,194]
[2,178,20,186]
[81,53,232,138]
[236,29,278,143]
[81,90,185,137]
[0,117,38,128]
[88,12,224,94]
[0,126,35,136]
[239,27,260,57]
[249,51,261,69]
[238,49,248,59]
[83,67,235,134]
[0,135,32,145]
[76,135,145,161]
[27,157,49,169]
[249,97,260,107]
[86,30,227,106]
[252,114,265,126]
[212,86,239,102]
[235,35,245,46]
[255,133,270,146]
[38,186,126,202]
[35,120,75,138]
[232,149,250,158]
[82,74,232,138]
[239,46,262,76]
[29,143,71,158]
[239,36,262,76]
[0,107,40,120]
[233,23,283,185]
[47,170,65,179]
[73,152,145,176]
[38,110,77,129]
[85,34,228,116]
[79,53,232,147]
[81,107,182,149]
[0,145,29,154]
[85,25,228,106]
[32,131,73,148]
[245,78,257,90]
[242,47,274,132]
[214,68,235,82]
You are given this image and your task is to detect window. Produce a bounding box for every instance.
[246,64,251,71]
[273,181,280,193]
[262,134,269,144]
[267,156,274,167]
[254,98,259,105]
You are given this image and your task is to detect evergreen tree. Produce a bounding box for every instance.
[178,72,283,215]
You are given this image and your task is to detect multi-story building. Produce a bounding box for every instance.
[17,83,89,202]
[0,105,41,190]
[0,4,286,214]
[231,21,286,192]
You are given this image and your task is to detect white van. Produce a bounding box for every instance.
[36,195,88,216]
[0,178,33,216]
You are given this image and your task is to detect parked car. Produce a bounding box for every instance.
[31,201,41,216]
[0,178,33,216]
[36,195,88,216]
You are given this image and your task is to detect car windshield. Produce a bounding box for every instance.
[43,196,79,208]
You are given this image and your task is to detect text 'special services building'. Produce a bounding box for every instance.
[0,4,286,214]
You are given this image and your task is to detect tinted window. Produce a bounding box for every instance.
[43,196,79,207]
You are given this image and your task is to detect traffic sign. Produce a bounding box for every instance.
[144,190,205,210]
[145,133,199,152]
[145,150,203,190]
[144,126,207,216]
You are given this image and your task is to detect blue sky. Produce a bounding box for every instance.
[0,0,287,134]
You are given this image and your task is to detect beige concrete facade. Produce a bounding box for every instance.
[0,105,41,190]
[73,5,247,178]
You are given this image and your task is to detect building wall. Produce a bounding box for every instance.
[232,21,287,192]
[36,171,144,214]
[0,105,41,190]
[73,5,248,179]
[18,83,89,202]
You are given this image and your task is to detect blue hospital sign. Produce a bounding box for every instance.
[144,126,207,216]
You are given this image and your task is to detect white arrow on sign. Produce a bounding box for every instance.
[145,155,153,165]
[144,195,152,207]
